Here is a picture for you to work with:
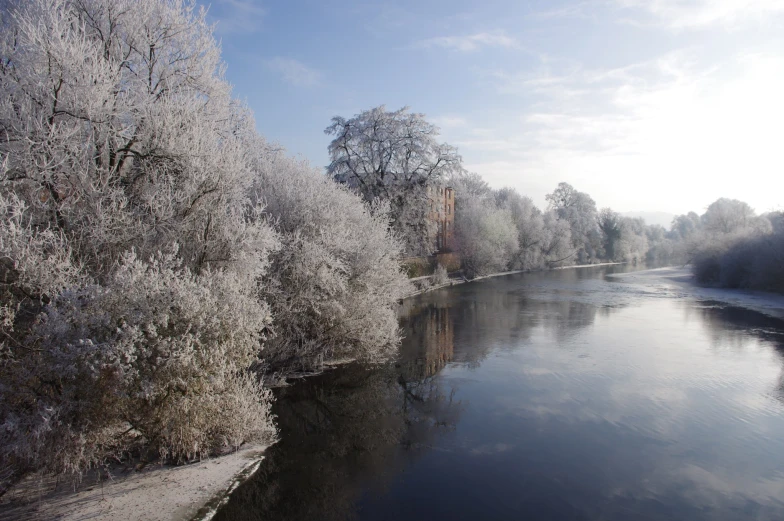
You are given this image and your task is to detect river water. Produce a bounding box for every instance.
[214,265,784,521]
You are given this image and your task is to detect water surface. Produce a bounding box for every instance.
[215,265,784,521]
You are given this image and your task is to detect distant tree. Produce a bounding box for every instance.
[449,171,493,200]
[616,217,649,263]
[701,198,756,235]
[670,212,702,240]
[454,198,518,278]
[763,211,784,234]
[546,182,600,263]
[645,224,667,243]
[541,211,574,265]
[325,106,463,256]
[495,188,548,270]
[598,208,622,260]
[643,224,675,265]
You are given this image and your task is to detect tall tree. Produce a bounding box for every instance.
[495,187,548,270]
[670,212,702,240]
[545,182,600,262]
[701,198,756,235]
[325,106,463,256]
[0,0,278,478]
[598,208,622,260]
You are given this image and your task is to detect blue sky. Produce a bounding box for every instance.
[198,0,784,215]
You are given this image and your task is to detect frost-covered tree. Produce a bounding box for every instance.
[250,145,412,373]
[701,198,756,235]
[597,209,648,263]
[644,224,675,265]
[546,182,600,263]
[598,208,622,260]
[0,0,273,276]
[454,197,518,278]
[3,249,276,476]
[449,171,493,200]
[0,0,278,479]
[615,217,649,263]
[763,211,784,235]
[541,211,574,266]
[325,106,463,256]
[495,188,548,270]
[670,212,702,240]
[681,198,778,289]
[452,182,579,274]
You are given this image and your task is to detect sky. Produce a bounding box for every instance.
[198,0,784,216]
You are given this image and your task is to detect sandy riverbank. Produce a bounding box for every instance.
[609,266,784,320]
[0,444,267,521]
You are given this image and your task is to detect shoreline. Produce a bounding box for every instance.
[0,261,670,521]
[609,266,784,320]
[406,261,625,298]
[0,444,268,521]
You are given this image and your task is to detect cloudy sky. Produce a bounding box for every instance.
[199,0,784,216]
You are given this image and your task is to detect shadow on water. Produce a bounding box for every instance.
[215,265,784,521]
[214,296,467,521]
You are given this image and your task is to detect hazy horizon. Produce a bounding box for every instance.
[200,0,784,217]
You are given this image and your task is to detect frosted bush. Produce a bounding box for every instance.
[251,148,413,372]
[432,264,449,286]
[693,231,784,293]
[0,249,276,476]
[0,0,279,480]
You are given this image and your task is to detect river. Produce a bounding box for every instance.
[213,265,784,521]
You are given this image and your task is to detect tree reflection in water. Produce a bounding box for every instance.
[688,302,784,402]
[214,297,464,521]
[214,266,784,521]
[215,268,627,521]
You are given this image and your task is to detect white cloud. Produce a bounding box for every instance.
[458,51,784,213]
[614,0,784,29]
[532,1,599,20]
[210,0,266,34]
[418,30,520,52]
[431,115,469,129]
[265,57,322,87]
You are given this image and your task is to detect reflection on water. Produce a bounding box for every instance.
[216,265,784,521]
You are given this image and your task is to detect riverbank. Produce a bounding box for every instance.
[609,266,784,320]
[0,444,268,521]
[406,262,625,298]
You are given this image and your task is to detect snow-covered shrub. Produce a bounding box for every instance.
[0,0,279,479]
[251,149,413,372]
[693,231,784,293]
[1,249,276,476]
[0,193,86,360]
[432,264,449,286]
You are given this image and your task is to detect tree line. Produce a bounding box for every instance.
[327,107,781,285]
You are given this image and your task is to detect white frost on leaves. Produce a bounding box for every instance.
[251,147,413,371]
[326,106,463,257]
[0,0,415,481]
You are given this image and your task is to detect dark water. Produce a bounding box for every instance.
[215,265,784,521]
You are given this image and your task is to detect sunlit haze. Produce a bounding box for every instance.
[200,0,784,216]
